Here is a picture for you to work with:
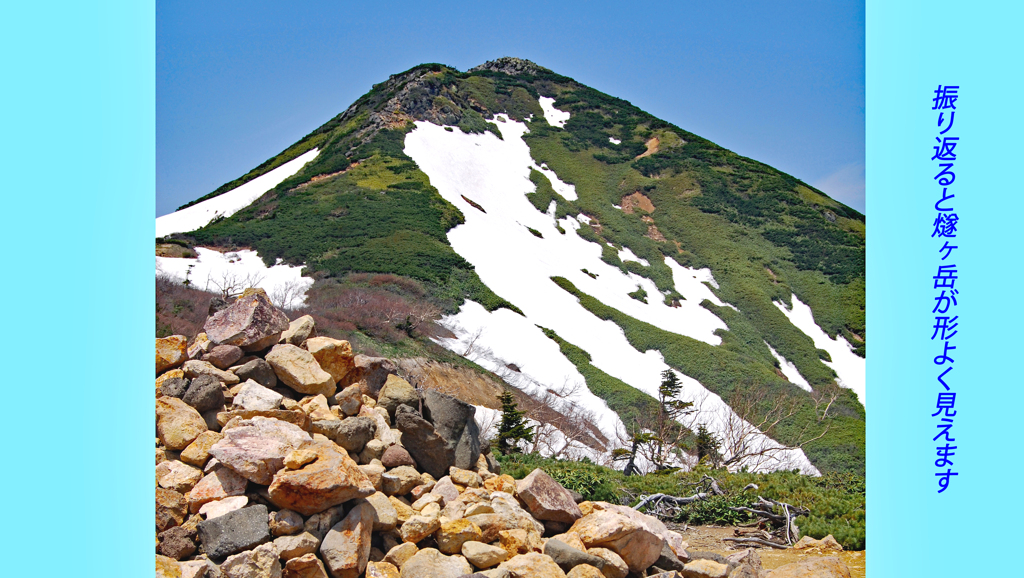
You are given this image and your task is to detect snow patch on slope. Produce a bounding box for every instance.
[765,341,812,392]
[609,137,621,145]
[774,294,866,405]
[664,257,738,311]
[156,148,320,238]
[538,96,570,128]
[617,246,649,266]
[156,247,313,309]
[406,117,818,474]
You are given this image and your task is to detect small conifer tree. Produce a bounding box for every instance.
[496,390,533,455]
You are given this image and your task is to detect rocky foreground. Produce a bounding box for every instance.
[155,289,852,578]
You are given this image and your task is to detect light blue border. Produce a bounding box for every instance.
[0,2,154,576]
[867,1,1024,575]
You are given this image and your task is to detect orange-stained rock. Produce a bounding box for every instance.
[399,548,473,578]
[180,431,224,468]
[156,487,187,531]
[497,552,567,578]
[157,335,189,375]
[156,554,182,578]
[551,531,587,553]
[435,518,483,555]
[319,502,374,578]
[266,344,336,397]
[209,416,312,485]
[763,557,852,578]
[157,396,208,450]
[364,560,400,578]
[283,553,329,578]
[483,474,516,495]
[269,440,375,516]
[305,337,356,384]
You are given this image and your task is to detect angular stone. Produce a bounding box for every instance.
[334,384,363,416]
[462,541,509,569]
[363,560,399,578]
[269,509,304,537]
[449,468,481,489]
[184,374,227,414]
[303,506,345,542]
[281,315,317,346]
[221,542,282,578]
[234,358,278,388]
[360,462,385,492]
[182,431,225,468]
[498,530,541,558]
[197,504,272,560]
[188,466,248,513]
[516,469,582,525]
[234,380,285,412]
[199,496,249,519]
[376,375,419,421]
[551,533,587,554]
[320,502,374,578]
[569,511,663,574]
[204,288,290,350]
[184,360,241,385]
[266,344,336,397]
[383,541,418,569]
[159,525,197,560]
[544,539,607,574]
[483,475,516,495]
[204,344,244,370]
[157,554,182,578]
[283,553,329,578]
[179,560,209,578]
[394,406,450,479]
[400,548,473,578]
[284,447,318,470]
[680,559,730,578]
[358,491,398,531]
[300,395,336,422]
[274,532,320,560]
[381,445,416,469]
[762,557,851,578]
[464,503,494,518]
[359,439,385,464]
[188,332,212,360]
[340,356,398,395]
[158,460,204,493]
[437,519,483,555]
[423,390,481,471]
[158,335,189,374]
[381,465,421,496]
[158,396,209,450]
[305,337,354,384]
[497,552,567,578]
[656,540,686,571]
[268,440,375,516]
[209,417,312,484]
[566,565,604,578]
[401,514,441,544]
[157,487,188,531]
[389,495,415,524]
[161,377,191,399]
[585,548,626,578]
[217,410,311,432]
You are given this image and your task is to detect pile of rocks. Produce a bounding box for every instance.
[154,289,844,578]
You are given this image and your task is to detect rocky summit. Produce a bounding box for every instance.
[155,290,850,578]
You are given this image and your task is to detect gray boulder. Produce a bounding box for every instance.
[182,374,225,414]
[394,405,451,479]
[544,538,607,573]
[196,504,271,560]
[422,390,481,471]
[311,417,376,453]
[233,358,278,388]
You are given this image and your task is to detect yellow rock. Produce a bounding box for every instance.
[156,397,208,450]
[497,552,567,578]
[365,561,400,578]
[180,431,224,468]
[157,336,188,375]
[483,474,516,495]
[551,531,587,553]
[567,564,605,578]
[435,519,483,555]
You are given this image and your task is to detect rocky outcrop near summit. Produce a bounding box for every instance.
[155,292,848,578]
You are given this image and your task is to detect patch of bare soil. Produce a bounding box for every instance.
[671,525,865,578]
[620,192,656,214]
[156,244,196,259]
[636,136,660,159]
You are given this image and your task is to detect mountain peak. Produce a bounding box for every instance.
[469,57,549,76]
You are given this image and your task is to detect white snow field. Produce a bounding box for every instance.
[617,246,649,267]
[156,148,320,238]
[406,115,818,474]
[156,248,313,310]
[538,96,570,128]
[765,342,812,392]
[774,294,866,406]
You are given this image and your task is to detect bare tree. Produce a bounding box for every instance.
[270,279,307,311]
[205,269,266,300]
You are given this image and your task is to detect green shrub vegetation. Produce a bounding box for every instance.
[497,452,865,550]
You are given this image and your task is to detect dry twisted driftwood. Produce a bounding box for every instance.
[728,496,809,548]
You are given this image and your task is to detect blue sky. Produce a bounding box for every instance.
[157,0,864,216]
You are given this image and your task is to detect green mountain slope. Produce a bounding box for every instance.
[172,58,865,474]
